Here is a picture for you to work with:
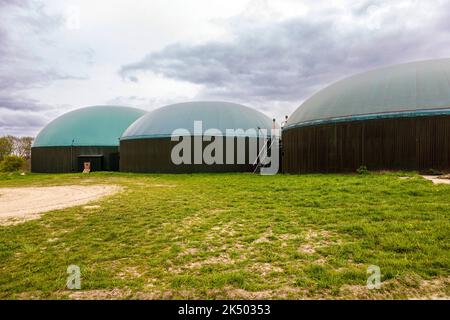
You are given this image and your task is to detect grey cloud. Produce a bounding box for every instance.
[0,68,81,93]
[0,0,76,136]
[0,0,80,118]
[0,108,48,136]
[120,1,450,106]
[0,95,50,111]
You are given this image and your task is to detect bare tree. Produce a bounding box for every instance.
[0,136,34,160]
[16,137,34,159]
[0,136,14,161]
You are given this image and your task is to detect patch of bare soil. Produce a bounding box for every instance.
[248,263,284,276]
[252,228,273,244]
[178,248,199,257]
[422,175,450,185]
[68,288,132,300]
[439,173,450,179]
[340,276,450,300]
[169,253,235,273]
[0,185,122,226]
[208,221,236,239]
[298,229,341,255]
[60,275,449,299]
[222,288,274,299]
[207,286,308,300]
[117,266,143,280]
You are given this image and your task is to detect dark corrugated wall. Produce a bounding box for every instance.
[282,115,450,173]
[120,137,265,173]
[31,146,119,173]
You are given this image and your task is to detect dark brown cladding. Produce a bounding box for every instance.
[31,146,120,173]
[282,115,450,173]
[120,137,266,173]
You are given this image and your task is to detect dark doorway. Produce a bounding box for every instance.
[77,155,103,172]
[109,152,120,171]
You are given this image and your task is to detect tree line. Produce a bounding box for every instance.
[0,135,34,172]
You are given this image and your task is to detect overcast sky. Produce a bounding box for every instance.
[1,0,450,136]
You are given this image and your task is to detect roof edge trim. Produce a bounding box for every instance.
[283,107,450,131]
[31,144,120,148]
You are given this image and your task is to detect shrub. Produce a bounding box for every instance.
[356,165,369,175]
[422,168,444,175]
[0,155,25,172]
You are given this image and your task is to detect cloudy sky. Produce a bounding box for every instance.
[1,0,450,136]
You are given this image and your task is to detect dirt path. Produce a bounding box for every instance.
[422,175,450,185]
[0,185,121,225]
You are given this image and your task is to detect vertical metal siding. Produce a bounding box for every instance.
[120,137,266,173]
[282,115,450,173]
[31,146,119,173]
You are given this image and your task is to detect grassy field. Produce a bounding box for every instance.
[0,171,449,299]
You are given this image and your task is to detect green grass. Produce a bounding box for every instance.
[0,171,449,299]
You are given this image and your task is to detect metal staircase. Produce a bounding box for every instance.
[252,137,276,173]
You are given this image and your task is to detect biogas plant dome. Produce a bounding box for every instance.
[286,58,450,129]
[120,101,275,173]
[33,105,146,148]
[121,101,274,139]
[31,106,146,173]
[283,58,450,173]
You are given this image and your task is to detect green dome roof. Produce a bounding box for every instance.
[33,106,146,147]
[286,58,450,129]
[121,101,274,139]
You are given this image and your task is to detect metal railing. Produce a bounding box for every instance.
[252,137,275,173]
